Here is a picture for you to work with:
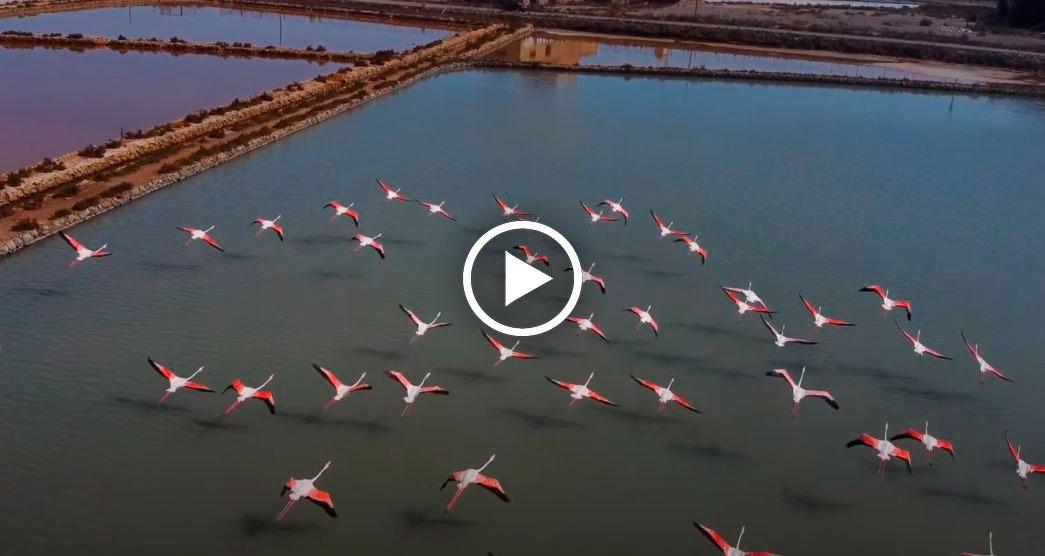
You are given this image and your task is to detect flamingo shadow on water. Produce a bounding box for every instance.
[402,508,478,530]
[666,441,752,465]
[437,367,508,384]
[240,513,319,538]
[498,407,588,431]
[279,410,393,435]
[110,395,190,415]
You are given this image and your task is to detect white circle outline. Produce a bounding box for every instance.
[462,221,582,337]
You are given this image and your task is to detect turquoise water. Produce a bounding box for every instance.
[0,47,337,171]
[0,70,1043,555]
[1,3,455,52]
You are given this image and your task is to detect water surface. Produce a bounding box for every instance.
[1,3,455,52]
[0,47,337,171]
[0,70,1043,555]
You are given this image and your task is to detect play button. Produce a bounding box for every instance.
[504,251,553,306]
[463,221,582,337]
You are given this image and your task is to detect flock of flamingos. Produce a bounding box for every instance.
[51,177,1036,555]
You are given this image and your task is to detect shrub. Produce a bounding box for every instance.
[919,18,932,26]
[51,208,71,219]
[77,144,106,158]
[34,158,65,173]
[11,218,38,232]
[207,129,226,139]
[0,204,12,218]
[23,197,43,210]
[101,181,133,198]
[71,196,101,211]
[52,182,80,198]
[66,33,84,39]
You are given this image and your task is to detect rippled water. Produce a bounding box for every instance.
[1,3,456,51]
[488,32,985,83]
[0,70,1043,555]
[0,47,337,171]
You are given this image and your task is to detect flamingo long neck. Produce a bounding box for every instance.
[478,454,496,472]
[97,244,107,252]
[312,461,331,481]
[736,527,745,551]
[646,305,652,313]
[347,202,354,209]
[666,378,675,390]
[273,215,281,222]
[884,423,889,439]
[617,198,623,204]
[511,340,520,351]
[925,421,929,435]
[373,233,382,240]
[352,372,367,387]
[430,312,442,325]
[588,313,595,321]
[187,366,205,380]
[587,262,596,272]
[667,221,673,229]
[988,531,993,554]
[584,372,594,388]
[258,374,274,390]
[204,226,214,233]
[418,373,431,389]
[916,330,921,342]
[798,367,805,387]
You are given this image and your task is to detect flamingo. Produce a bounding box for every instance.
[482,330,537,366]
[385,370,449,416]
[859,284,913,320]
[277,461,336,520]
[312,364,371,411]
[724,282,765,307]
[895,321,952,360]
[846,423,913,475]
[765,367,838,417]
[513,245,549,266]
[674,235,708,265]
[221,374,276,416]
[1005,431,1045,489]
[960,531,996,556]
[399,304,452,341]
[693,522,779,556]
[350,233,385,259]
[415,200,456,221]
[545,372,618,407]
[597,198,629,224]
[252,215,284,241]
[625,305,659,337]
[630,374,700,413]
[563,262,606,294]
[60,232,109,267]
[147,356,212,404]
[760,316,817,348]
[799,294,853,328]
[890,421,955,465]
[961,330,1014,384]
[324,201,359,226]
[492,195,532,219]
[176,226,223,252]
[721,286,775,317]
[564,313,608,342]
[377,178,410,202]
[440,454,510,513]
[580,200,618,223]
[650,210,687,238]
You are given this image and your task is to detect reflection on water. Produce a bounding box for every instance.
[490,33,989,83]
[1,3,455,52]
[0,47,338,171]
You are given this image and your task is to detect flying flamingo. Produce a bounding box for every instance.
[597,198,629,224]
[625,305,659,337]
[147,356,212,404]
[650,210,687,238]
[799,294,853,328]
[440,454,510,513]
[221,374,276,416]
[252,215,284,241]
[492,195,532,219]
[630,374,701,414]
[60,232,109,267]
[513,245,549,266]
[693,522,779,556]
[415,200,456,221]
[895,321,952,360]
[545,372,618,407]
[579,200,618,224]
[846,423,913,475]
[350,233,385,259]
[724,282,766,307]
[177,226,223,252]
[563,262,606,294]
[399,304,452,341]
[889,421,955,465]
[312,364,371,411]
[765,367,838,417]
[324,201,359,226]
[482,330,537,366]
[385,370,449,416]
[961,330,1014,384]
[760,316,817,348]
[1005,431,1045,489]
[377,178,410,202]
[564,313,608,342]
[277,461,336,520]
[674,235,708,265]
[721,286,775,317]
[859,284,913,320]
[960,532,996,556]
